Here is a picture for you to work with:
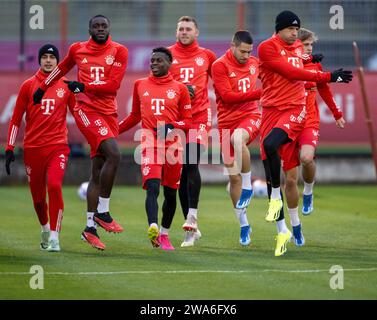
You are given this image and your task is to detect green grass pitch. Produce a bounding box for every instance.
[0,185,376,299]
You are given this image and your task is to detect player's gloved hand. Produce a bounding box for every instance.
[33,88,45,104]
[186,85,195,100]
[154,123,174,139]
[5,150,15,175]
[330,69,353,83]
[311,53,324,63]
[64,80,85,93]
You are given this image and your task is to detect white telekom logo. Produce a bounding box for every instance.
[238,78,251,93]
[89,66,105,84]
[151,98,165,115]
[41,99,55,115]
[288,57,300,68]
[179,67,194,83]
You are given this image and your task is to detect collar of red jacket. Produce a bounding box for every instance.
[148,72,174,84]
[35,68,50,81]
[273,33,301,51]
[225,48,246,67]
[174,40,200,54]
[87,35,112,51]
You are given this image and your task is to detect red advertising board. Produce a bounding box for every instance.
[1,71,376,147]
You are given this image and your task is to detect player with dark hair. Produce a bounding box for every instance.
[282,28,346,247]
[212,30,261,246]
[119,47,192,250]
[258,10,353,256]
[168,16,217,247]
[32,15,128,251]
[4,44,75,252]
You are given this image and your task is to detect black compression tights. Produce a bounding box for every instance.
[145,179,160,225]
[179,143,204,219]
[262,128,291,188]
[161,186,177,229]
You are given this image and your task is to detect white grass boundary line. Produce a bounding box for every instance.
[1,267,376,276]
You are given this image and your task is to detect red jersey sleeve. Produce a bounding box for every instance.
[317,64,343,120]
[258,41,331,83]
[205,49,217,78]
[40,43,80,91]
[173,84,192,131]
[119,80,141,134]
[84,46,128,95]
[67,91,76,115]
[211,61,261,104]
[6,80,31,151]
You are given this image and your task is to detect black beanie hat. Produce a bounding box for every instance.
[275,10,301,33]
[38,44,59,65]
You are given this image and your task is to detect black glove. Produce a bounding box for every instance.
[186,85,195,100]
[64,80,85,93]
[311,53,324,63]
[5,150,15,175]
[330,68,353,83]
[33,88,45,104]
[154,123,174,139]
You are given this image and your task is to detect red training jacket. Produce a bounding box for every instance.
[39,36,128,116]
[6,69,75,150]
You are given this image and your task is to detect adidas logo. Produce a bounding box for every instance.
[312,140,317,145]
[143,91,149,96]
[229,72,236,78]
[82,58,88,64]
[337,76,343,82]
[74,88,81,93]
[281,50,286,55]
[292,20,298,24]
[283,123,290,129]
[48,47,54,52]
[172,59,178,64]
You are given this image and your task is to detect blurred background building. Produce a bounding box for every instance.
[0,0,376,184]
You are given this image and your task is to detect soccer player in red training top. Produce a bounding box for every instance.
[32,15,128,250]
[283,28,346,247]
[212,31,261,246]
[4,45,75,252]
[168,16,217,247]
[258,10,352,256]
[119,47,192,250]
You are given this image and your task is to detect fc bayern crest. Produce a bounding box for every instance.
[166,89,176,99]
[195,57,205,66]
[295,48,302,57]
[105,55,114,65]
[143,166,150,176]
[56,88,65,98]
[249,66,256,75]
[98,126,109,136]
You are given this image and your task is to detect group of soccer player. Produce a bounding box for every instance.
[4,10,353,256]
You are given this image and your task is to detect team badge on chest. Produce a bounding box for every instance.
[166,89,176,99]
[195,57,205,66]
[249,66,256,75]
[105,55,115,65]
[56,88,65,98]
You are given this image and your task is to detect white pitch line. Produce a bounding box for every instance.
[1,267,376,276]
